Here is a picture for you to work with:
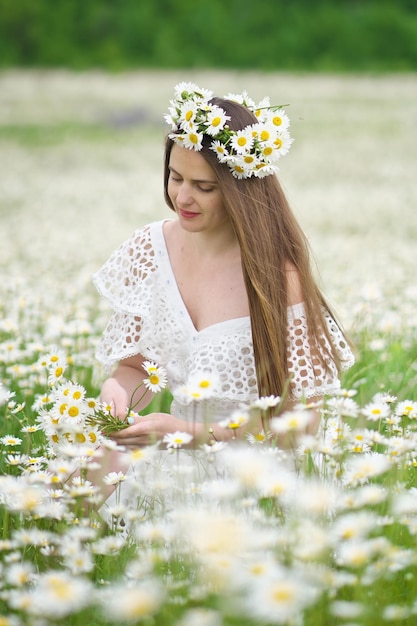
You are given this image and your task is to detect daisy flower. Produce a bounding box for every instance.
[6,453,28,466]
[326,396,360,418]
[243,567,318,624]
[265,107,290,131]
[174,82,212,101]
[342,452,392,487]
[251,395,281,411]
[395,400,417,419]
[335,387,358,398]
[47,363,67,385]
[0,435,23,446]
[272,129,293,156]
[29,570,93,618]
[21,424,42,434]
[179,100,198,130]
[227,156,252,179]
[163,431,193,449]
[271,409,313,434]
[225,90,256,108]
[253,96,271,120]
[246,430,272,445]
[230,128,254,154]
[219,409,249,431]
[142,360,167,393]
[32,393,52,410]
[98,579,165,622]
[252,122,275,144]
[205,106,230,136]
[362,400,391,422]
[103,471,128,486]
[186,372,219,400]
[210,140,229,161]
[164,106,179,130]
[254,163,279,178]
[182,130,204,151]
[42,347,67,368]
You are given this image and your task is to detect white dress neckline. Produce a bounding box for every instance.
[152,219,251,337]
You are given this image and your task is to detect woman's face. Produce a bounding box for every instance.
[167,144,231,235]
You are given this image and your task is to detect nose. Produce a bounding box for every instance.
[176,181,193,206]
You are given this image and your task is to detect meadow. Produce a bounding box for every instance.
[0,70,417,625]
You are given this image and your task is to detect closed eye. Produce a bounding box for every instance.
[169,173,215,193]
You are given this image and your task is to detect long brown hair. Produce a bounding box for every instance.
[163,97,346,400]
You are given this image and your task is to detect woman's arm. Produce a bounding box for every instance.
[99,353,154,418]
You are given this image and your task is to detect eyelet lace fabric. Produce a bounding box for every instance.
[93,220,354,421]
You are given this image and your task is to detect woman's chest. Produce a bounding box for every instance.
[172,258,249,332]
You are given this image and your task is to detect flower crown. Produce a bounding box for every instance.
[164,82,293,179]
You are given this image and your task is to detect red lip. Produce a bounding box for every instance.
[179,209,200,219]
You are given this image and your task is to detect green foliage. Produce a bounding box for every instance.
[342,331,417,405]
[0,0,416,71]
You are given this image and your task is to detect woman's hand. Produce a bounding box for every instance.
[100,378,131,419]
[109,412,203,448]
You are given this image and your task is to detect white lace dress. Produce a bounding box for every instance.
[93,219,354,423]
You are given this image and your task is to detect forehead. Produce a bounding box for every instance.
[169,144,216,181]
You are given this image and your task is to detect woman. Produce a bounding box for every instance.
[93,82,354,450]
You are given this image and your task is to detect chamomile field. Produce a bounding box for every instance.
[0,70,417,625]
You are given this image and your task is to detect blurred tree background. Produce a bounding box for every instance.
[0,0,416,71]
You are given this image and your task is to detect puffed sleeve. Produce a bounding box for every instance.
[92,224,159,369]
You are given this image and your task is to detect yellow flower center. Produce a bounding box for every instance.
[49,576,73,600]
[54,367,63,377]
[212,116,221,127]
[263,146,273,156]
[149,374,160,385]
[73,391,82,400]
[68,406,79,417]
[189,133,199,145]
[131,449,145,461]
[271,584,294,603]
[76,433,86,443]
[274,138,283,149]
[260,130,270,141]
[199,380,210,388]
[185,109,193,121]
[272,115,283,126]
[237,136,247,146]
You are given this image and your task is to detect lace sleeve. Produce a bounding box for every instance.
[92,224,155,314]
[92,224,161,368]
[287,303,354,400]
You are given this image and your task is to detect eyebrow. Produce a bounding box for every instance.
[169,166,217,185]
